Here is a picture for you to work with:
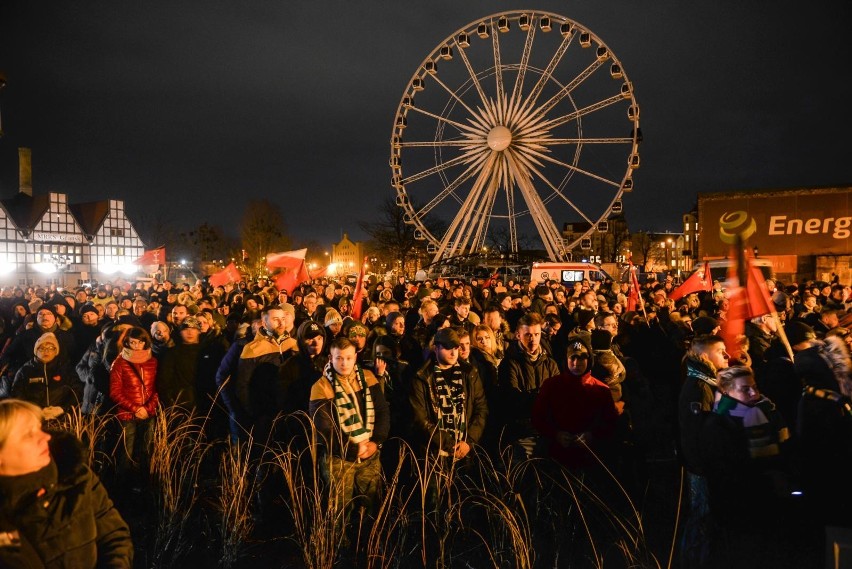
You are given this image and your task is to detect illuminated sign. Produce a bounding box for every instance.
[33,232,83,243]
[699,188,852,257]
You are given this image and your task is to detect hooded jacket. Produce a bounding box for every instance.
[532,368,618,468]
[0,431,133,569]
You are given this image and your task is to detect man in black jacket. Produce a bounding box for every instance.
[409,328,488,460]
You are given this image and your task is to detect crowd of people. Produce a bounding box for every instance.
[0,270,850,566]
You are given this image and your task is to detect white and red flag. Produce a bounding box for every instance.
[208,262,242,287]
[133,246,166,266]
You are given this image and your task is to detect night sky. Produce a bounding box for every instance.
[1,1,850,251]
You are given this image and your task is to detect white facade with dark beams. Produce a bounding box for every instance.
[0,148,145,286]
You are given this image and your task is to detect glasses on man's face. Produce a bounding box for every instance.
[37,345,58,352]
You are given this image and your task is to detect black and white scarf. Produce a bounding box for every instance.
[432,364,467,441]
[324,363,374,444]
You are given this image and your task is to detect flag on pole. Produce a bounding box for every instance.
[351,256,369,320]
[309,265,329,280]
[626,259,644,313]
[208,262,242,287]
[482,268,500,289]
[720,241,774,356]
[266,248,307,270]
[274,261,310,294]
[669,261,712,302]
[133,247,166,266]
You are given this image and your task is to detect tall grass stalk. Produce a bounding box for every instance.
[217,436,255,568]
[148,404,210,567]
[268,413,347,569]
[58,407,114,471]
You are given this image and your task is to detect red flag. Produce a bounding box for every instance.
[309,265,329,280]
[275,261,309,294]
[266,248,307,270]
[208,262,242,287]
[351,256,368,321]
[133,247,166,266]
[626,259,643,313]
[720,244,774,356]
[669,261,712,301]
[482,269,500,289]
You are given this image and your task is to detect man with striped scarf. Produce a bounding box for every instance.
[310,337,390,522]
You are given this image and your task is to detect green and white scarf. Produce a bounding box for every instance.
[325,362,374,444]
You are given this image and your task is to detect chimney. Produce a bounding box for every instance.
[18,147,32,196]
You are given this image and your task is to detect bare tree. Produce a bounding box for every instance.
[240,200,290,278]
[631,231,655,271]
[358,197,441,276]
[181,223,236,264]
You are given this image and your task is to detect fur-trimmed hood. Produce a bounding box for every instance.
[795,336,852,397]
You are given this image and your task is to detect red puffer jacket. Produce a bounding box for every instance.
[110,349,159,421]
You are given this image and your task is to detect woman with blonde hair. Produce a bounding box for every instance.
[0,399,133,567]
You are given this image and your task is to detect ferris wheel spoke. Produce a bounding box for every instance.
[401,152,477,186]
[544,94,627,130]
[470,167,502,251]
[507,19,537,126]
[455,37,493,120]
[407,105,481,135]
[521,146,621,187]
[415,152,492,217]
[505,150,566,260]
[520,136,634,146]
[427,73,493,132]
[435,153,499,260]
[400,139,483,148]
[536,59,607,117]
[528,160,594,225]
[509,149,596,226]
[491,21,505,118]
[525,32,576,109]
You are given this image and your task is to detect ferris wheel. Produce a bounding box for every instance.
[390,11,640,263]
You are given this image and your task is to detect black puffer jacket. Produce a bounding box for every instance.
[497,342,560,441]
[0,431,133,568]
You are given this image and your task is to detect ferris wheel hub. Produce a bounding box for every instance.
[486,125,512,151]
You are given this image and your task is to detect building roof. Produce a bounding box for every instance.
[68,200,111,237]
[0,192,50,231]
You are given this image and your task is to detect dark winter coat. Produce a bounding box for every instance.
[11,358,84,412]
[0,432,133,569]
[677,354,718,474]
[497,342,560,441]
[410,355,489,455]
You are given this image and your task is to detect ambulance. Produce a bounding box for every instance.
[530,262,613,286]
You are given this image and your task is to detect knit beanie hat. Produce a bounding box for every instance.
[324,309,343,327]
[34,332,60,356]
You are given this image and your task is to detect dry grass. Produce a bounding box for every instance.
[148,404,211,567]
[217,436,255,568]
[57,406,115,471]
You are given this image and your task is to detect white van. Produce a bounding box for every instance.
[697,258,774,283]
[530,262,613,286]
